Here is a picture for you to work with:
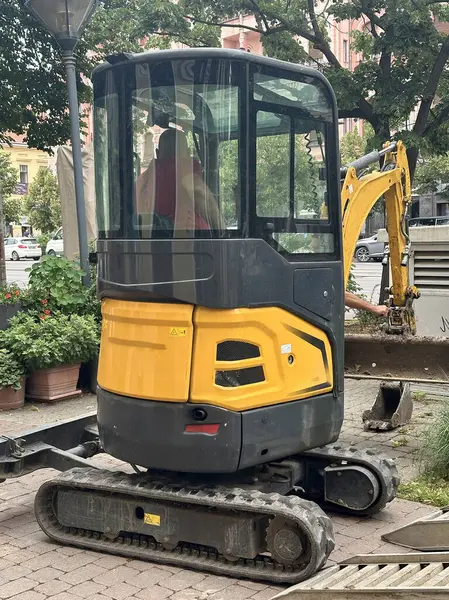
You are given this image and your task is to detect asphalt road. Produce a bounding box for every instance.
[6,258,383,302]
[6,258,35,287]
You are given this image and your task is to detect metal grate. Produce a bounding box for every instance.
[272,554,449,599]
[413,249,449,289]
[215,366,265,387]
[216,341,260,361]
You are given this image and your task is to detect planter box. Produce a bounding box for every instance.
[0,378,25,411]
[26,364,82,403]
[0,303,22,330]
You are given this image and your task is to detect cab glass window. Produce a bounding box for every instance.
[253,72,334,256]
[95,59,241,239]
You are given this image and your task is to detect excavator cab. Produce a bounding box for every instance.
[94,49,344,474]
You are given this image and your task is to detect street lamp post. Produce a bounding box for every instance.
[22,0,98,287]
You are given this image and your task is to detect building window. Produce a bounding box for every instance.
[343,40,349,63]
[19,165,28,184]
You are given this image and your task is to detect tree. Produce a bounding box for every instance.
[414,154,449,199]
[0,0,93,152]
[3,197,22,225]
[0,151,18,199]
[24,168,61,234]
[93,0,448,182]
[340,125,374,166]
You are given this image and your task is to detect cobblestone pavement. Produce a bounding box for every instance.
[0,379,446,600]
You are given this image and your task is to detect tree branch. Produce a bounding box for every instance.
[307,0,321,38]
[338,108,366,119]
[360,3,384,31]
[423,103,449,136]
[413,34,449,135]
[247,0,270,33]
[186,16,264,35]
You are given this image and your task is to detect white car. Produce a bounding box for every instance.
[46,228,64,256]
[4,237,42,261]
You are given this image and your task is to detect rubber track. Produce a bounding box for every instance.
[302,444,400,516]
[34,467,335,584]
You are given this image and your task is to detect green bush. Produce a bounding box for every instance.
[0,349,24,390]
[421,400,449,479]
[0,284,23,305]
[0,312,100,372]
[25,255,87,316]
[36,233,51,255]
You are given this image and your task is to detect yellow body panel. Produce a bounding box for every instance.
[98,299,194,401]
[99,301,333,410]
[190,306,333,411]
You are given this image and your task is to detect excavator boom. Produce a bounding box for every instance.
[341,140,419,334]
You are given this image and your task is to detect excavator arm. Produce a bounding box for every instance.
[340,141,420,334]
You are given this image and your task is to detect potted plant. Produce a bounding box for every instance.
[1,312,99,403]
[0,349,25,410]
[0,284,24,330]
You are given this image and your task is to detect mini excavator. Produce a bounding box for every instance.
[2,49,420,584]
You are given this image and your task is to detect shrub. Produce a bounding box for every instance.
[421,400,449,480]
[0,312,100,372]
[25,255,87,316]
[0,349,24,390]
[36,233,51,255]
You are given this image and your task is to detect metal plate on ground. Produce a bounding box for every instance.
[382,506,449,551]
[271,553,449,599]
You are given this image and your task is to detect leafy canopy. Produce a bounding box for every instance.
[0,150,18,199]
[415,155,449,199]
[24,167,61,234]
[2,0,449,178]
[89,0,449,178]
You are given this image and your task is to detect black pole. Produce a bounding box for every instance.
[62,50,90,287]
[0,185,6,286]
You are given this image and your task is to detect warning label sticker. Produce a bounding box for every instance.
[144,513,161,526]
[169,327,187,337]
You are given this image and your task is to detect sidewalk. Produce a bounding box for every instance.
[0,379,442,600]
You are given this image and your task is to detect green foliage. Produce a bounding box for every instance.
[0,151,18,199]
[399,477,449,508]
[0,348,24,390]
[414,155,449,200]
[2,0,449,166]
[346,264,362,294]
[0,0,91,151]
[24,168,61,234]
[340,125,374,166]
[3,196,22,224]
[25,256,87,316]
[36,233,51,255]
[0,283,22,305]
[420,400,449,480]
[0,312,100,372]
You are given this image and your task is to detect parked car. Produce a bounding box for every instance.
[408,216,449,227]
[45,228,64,256]
[4,237,42,261]
[354,233,384,262]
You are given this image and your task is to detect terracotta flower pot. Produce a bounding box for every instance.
[26,364,82,403]
[0,378,25,411]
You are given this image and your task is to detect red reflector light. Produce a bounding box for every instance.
[17,245,27,249]
[185,424,220,435]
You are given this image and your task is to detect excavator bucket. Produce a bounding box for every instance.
[362,381,413,431]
